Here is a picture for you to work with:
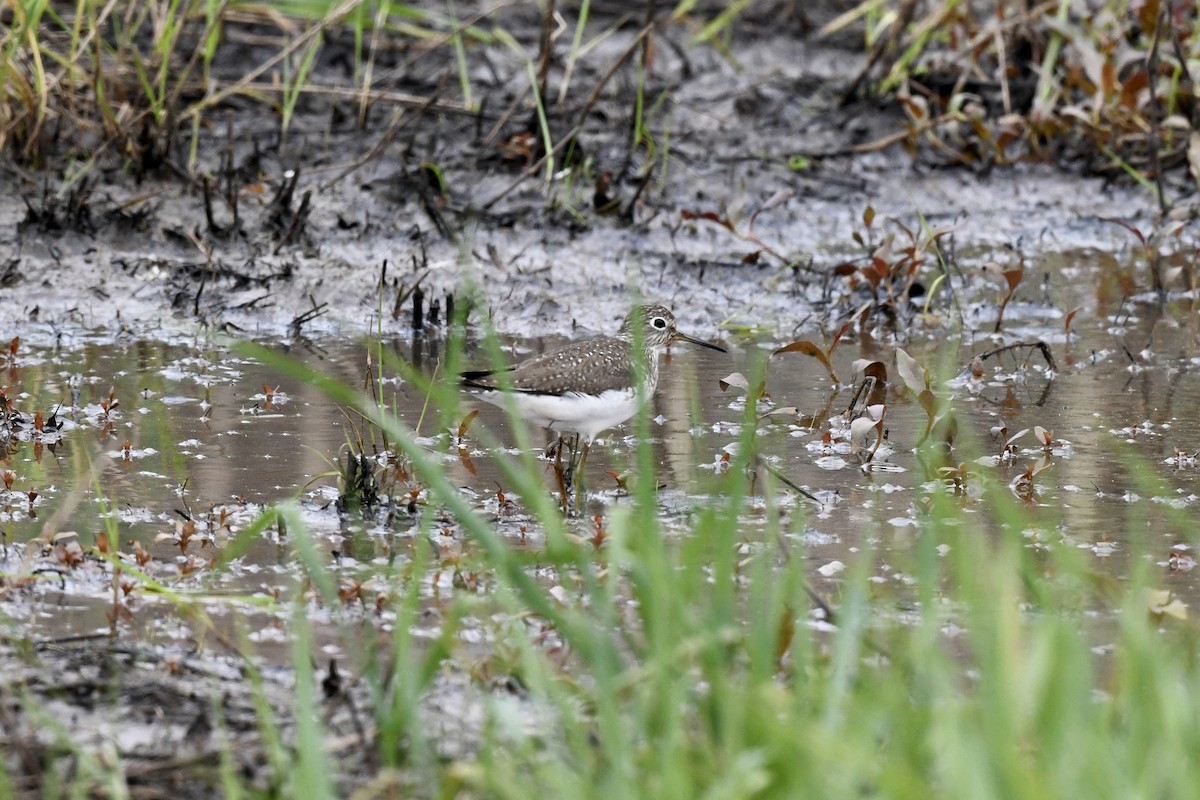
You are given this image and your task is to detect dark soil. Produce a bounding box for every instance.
[0,3,1158,343]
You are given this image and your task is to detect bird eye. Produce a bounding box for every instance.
[653,317,668,329]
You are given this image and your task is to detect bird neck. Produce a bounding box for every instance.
[637,345,661,393]
[613,335,662,391]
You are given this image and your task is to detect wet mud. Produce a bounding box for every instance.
[0,8,1162,340]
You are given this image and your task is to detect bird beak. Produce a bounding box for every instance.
[671,330,727,353]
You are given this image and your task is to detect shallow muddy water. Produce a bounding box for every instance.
[4,249,1200,666]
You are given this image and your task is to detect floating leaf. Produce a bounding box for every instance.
[895,348,928,396]
[773,341,838,383]
[850,417,880,450]
[1034,426,1053,447]
[1005,428,1030,450]
[774,340,825,360]
[719,372,750,392]
[758,406,799,421]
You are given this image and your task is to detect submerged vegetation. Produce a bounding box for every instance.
[4,0,1200,798]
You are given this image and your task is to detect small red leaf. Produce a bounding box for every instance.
[1003,267,1024,293]
[457,409,480,439]
[681,210,736,233]
[774,340,839,383]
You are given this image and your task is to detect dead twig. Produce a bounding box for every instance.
[756,458,821,504]
[976,340,1057,372]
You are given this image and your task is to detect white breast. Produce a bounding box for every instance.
[479,388,642,443]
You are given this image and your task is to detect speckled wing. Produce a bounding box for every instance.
[461,338,640,396]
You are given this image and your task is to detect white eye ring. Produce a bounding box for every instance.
[652,317,668,329]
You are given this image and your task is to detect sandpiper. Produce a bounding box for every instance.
[461,304,726,505]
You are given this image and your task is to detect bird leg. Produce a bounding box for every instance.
[551,435,568,515]
[562,434,586,515]
[573,440,590,512]
[562,433,580,489]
